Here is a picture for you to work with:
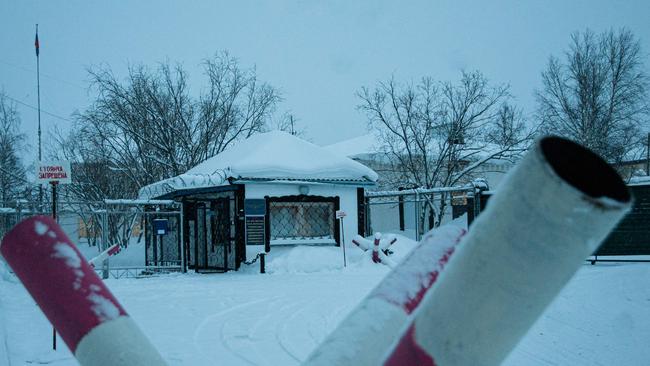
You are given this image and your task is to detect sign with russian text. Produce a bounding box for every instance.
[244,199,266,245]
[245,216,265,245]
[37,161,72,184]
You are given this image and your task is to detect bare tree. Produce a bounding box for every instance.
[537,28,649,163]
[358,71,533,228]
[275,111,306,137]
[68,51,281,198]
[487,103,530,148]
[0,92,27,203]
[55,52,281,247]
[52,125,139,247]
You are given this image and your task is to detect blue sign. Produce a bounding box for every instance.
[244,199,266,217]
[153,219,168,235]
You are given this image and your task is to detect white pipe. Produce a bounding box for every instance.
[383,136,632,366]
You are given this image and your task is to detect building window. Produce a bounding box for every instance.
[269,201,335,244]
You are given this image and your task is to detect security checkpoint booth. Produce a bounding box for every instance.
[139,131,378,272]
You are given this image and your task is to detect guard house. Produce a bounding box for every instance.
[139,131,378,272]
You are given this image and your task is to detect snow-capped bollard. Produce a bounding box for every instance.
[0,216,167,366]
[351,232,398,267]
[303,224,466,366]
[372,232,381,263]
[383,136,632,366]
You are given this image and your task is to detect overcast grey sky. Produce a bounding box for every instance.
[1,0,649,164]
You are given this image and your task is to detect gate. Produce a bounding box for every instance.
[469,180,650,263]
[592,182,650,260]
[184,196,237,272]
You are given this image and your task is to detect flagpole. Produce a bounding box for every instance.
[36,24,41,164]
[34,24,43,217]
[35,23,53,351]
[36,24,43,211]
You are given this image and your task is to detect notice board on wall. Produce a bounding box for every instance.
[244,199,266,246]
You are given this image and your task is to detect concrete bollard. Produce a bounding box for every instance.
[0,216,167,366]
[383,136,632,366]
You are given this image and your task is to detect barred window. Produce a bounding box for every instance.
[269,201,335,244]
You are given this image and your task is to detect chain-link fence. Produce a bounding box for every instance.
[364,184,484,241]
[0,199,182,278]
[269,201,335,242]
[268,198,338,245]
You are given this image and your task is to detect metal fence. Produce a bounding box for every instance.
[0,199,183,278]
[269,201,336,242]
[364,184,484,241]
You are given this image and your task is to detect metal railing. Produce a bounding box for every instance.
[364,183,484,241]
[1,199,183,276]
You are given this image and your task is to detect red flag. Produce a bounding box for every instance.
[35,28,39,56]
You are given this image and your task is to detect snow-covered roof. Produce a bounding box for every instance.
[324,132,516,166]
[324,133,381,158]
[139,131,378,199]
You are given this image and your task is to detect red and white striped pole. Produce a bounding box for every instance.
[0,216,167,365]
[382,137,632,366]
[303,224,466,366]
[89,243,122,268]
[372,232,381,263]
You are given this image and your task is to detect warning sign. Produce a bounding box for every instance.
[37,162,72,184]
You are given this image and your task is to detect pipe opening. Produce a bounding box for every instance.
[540,136,630,203]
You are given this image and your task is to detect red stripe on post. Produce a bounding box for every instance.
[402,245,455,314]
[107,244,121,256]
[372,236,381,263]
[373,227,466,314]
[0,216,127,352]
[383,324,436,366]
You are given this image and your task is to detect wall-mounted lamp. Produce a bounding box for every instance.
[299,185,310,195]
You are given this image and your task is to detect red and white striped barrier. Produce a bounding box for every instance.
[0,216,166,366]
[351,232,398,268]
[89,243,122,268]
[303,224,466,366]
[382,137,632,366]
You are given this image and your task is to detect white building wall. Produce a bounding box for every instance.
[244,182,361,246]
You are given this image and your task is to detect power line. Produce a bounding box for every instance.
[2,93,72,122]
[0,58,86,90]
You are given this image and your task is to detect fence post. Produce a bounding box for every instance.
[101,206,109,280]
[414,191,420,241]
[259,252,265,273]
[364,196,372,236]
[398,187,405,231]
[179,202,185,273]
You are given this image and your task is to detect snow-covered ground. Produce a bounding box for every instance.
[1,233,649,365]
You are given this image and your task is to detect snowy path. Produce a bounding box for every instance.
[1,262,649,365]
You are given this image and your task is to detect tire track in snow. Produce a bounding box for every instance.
[242,297,304,365]
[277,309,308,362]
[192,298,269,365]
[273,300,306,364]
